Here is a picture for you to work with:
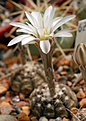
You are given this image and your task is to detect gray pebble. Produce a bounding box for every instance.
[55,117,62,121]
[39,117,48,121]
[57,66,63,73]
[0,115,18,121]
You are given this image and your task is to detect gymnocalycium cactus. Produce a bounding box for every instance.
[8,6,75,97]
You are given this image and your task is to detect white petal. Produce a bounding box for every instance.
[44,6,52,23]
[52,15,76,32]
[37,28,44,39]
[54,32,72,37]
[25,11,37,27]
[8,35,29,46]
[53,28,72,37]
[25,22,37,37]
[49,32,54,37]
[16,29,36,37]
[31,12,43,28]
[10,22,31,31]
[50,17,63,32]
[40,40,51,54]
[22,36,40,45]
[47,8,56,34]
[44,6,53,29]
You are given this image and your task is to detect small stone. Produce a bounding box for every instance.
[70,107,78,116]
[79,79,85,85]
[31,118,38,121]
[30,116,37,121]
[57,66,63,73]
[67,81,72,87]
[62,117,69,121]
[19,93,25,100]
[2,83,9,90]
[56,58,70,68]
[56,117,62,121]
[0,85,7,95]
[22,106,30,115]
[18,112,30,121]
[39,117,48,121]
[0,114,18,121]
[60,71,68,75]
[79,98,86,108]
[77,91,85,99]
[15,101,27,109]
[2,97,12,102]
[0,96,5,101]
[12,95,20,103]
[0,105,12,114]
[0,101,11,107]
[59,76,68,84]
[49,119,55,121]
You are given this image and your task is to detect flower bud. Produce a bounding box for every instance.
[74,43,86,69]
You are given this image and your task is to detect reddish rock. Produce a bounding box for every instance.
[0,101,11,107]
[60,71,68,75]
[18,112,30,121]
[56,58,71,68]
[62,117,69,121]
[15,101,27,109]
[67,81,72,87]
[79,98,86,108]
[1,97,12,102]
[79,79,85,85]
[70,107,78,116]
[0,85,7,95]
[0,105,12,114]
[31,116,37,121]
[22,106,30,115]
[77,91,85,99]
[19,93,25,100]
[1,79,9,84]
[2,83,9,90]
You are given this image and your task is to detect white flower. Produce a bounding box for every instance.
[8,6,75,54]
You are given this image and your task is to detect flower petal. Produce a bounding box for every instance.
[22,36,37,45]
[40,40,50,54]
[10,22,31,31]
[50,17,63,32]
[8,35,29,46]
[54,32,72,37]
[44,6,56,34]
[37,28,45,39]
[25,11,37,27]
[53,28,72,37]
[44,6,53,29]
[25,22,37,36]
[31,12,43,28]
[52,15,76,32]
[47,8,56,34]
[16,29,36,37]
